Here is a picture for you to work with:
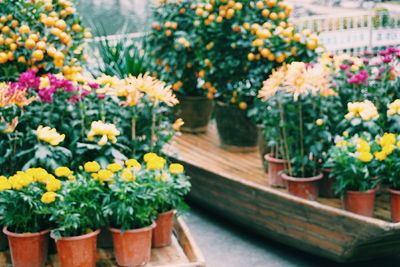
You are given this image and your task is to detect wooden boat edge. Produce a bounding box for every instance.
[171,217,206,267]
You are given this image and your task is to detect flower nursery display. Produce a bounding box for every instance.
[0,155,191,267]
[0,70,181,176]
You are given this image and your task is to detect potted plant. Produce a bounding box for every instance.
[372,133,400,221]
[327,136,378,217]
[146,156,191,248]
[0,0,89,81]
[149,0,213,133]
[258,62,333,195]
[194,0,318,151]
[46,164,106,267]
[102,158,159,267]
[0,167,62,267]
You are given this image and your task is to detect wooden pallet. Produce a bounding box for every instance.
[166,125,400,263]
[0,217,205,267]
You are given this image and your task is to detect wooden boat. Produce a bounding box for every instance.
[166,125,400,263]
[0,217,205,267]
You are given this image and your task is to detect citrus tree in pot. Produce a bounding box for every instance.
[102,159,159,267]
[46,163,106,267]
[149,0,213,133]
[194,0,318,151]
[258,62,334,194]
[0,167,62,267]
[141,153,191,248]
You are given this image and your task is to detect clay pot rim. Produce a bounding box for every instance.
[387,188,400,195]
[158,209,175,217]
[50,229,100,241]
[108,222,156,234]
[281,172,323,182]
[3,227,50,237]
[345,188,378,195]
[177,95,212,101]
[264,153,288,164]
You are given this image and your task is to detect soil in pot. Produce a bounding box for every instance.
[152,210,174,248]
[174,96,213,134]
[343,189,376,217]
[264,154,288,188]
[109,223,156,267]
[281,172,323,201]
[51,229,100,267]
[319,168,337,198]
[214,101,258,152]
[388,188,400,222]
[3,227,49,267]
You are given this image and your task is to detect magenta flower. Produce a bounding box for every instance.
[339,64,350,70]
[17,69,40,89]
[38,87,56,103]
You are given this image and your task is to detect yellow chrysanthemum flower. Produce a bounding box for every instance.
[169,163,184,175]
[356,138,370,153]
[37,125,65,146]
[97,169,113,182]
[147,156,166,170]
[46,178,62,192]
[345,100,379,121]
[41,192,57,203]
[374,151,387,161]
[55,167,73,177]
[121,169,134,182]
[125,159,141,170]
[0,176,11,191]
[25,168,49,182]
[84,161,101,173]
[144,153,158,163]
[377,133,396,147]
[387,99,400,116]
[87,121,120,146]
[358,152,373,162]
[107,163,123,173]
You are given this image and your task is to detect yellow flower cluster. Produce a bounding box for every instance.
[259,62,331,101]
[37,125,65,146]
[374,133,399,161]
[387,99,400,116]
[356,138,373,162]
[0,167,62,203]
[87,121,120,146]
[345,100,379,121]
[170,163,184,175]
[145,153,167,170]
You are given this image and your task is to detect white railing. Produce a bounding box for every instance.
[291,10,400,54]
[87,9,400,56]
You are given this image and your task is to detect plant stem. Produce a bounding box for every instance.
[299,102,305,177]
[278,99,292,175]
[150,101,157,151]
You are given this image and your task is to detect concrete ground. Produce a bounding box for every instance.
[185,205,400,267]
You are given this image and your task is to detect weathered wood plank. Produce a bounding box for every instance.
[166,125,400,262]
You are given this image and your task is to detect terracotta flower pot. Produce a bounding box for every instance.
[281,172,323,201]
[388,188,400,222]
[51,229,100,267]
[343,189,377,217]
[3,227,49,267]
[109,223,156,267]
[152,210,175,248]
[264,154,288,188]
[257,125,269,173]
[214,101,258,152]
[319,168,337,198]
[173,95,213,133]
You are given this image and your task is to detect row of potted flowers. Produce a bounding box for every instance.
[256,58,400,220]
[0,153,191,267]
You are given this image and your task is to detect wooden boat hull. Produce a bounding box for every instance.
[167,126,400,263]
